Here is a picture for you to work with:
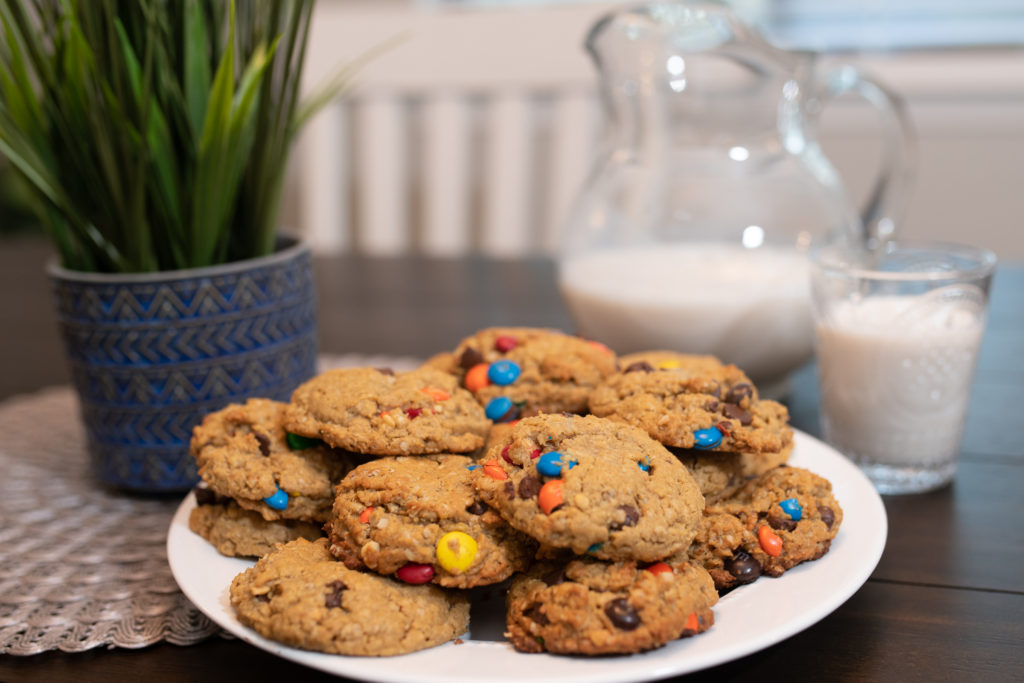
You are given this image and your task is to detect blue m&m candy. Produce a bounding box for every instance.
[693,427,723,450]
[485,396,517,421]
[488,360,521,386]
[779,497,803,521]
[537,451,576,477]
[263,486,289,510]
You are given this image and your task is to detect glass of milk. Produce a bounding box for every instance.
[810,241,996,494]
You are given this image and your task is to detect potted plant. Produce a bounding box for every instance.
[0,0,347,491]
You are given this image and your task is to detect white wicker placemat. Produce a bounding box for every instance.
[0,354,419,655]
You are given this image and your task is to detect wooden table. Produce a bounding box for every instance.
[1,238,1022,682]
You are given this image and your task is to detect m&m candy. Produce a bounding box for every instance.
[536,451,576,477]
[436,531,478,574]
[693,427,723,450]
[396,563,435,584]
[487,360,521,386]
[779,497,803,521]
[263,486,289,510]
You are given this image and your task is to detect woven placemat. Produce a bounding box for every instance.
[0,354,420,655]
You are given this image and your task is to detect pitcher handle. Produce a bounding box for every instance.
[818,64,916,249]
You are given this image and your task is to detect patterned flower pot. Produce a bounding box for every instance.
[48,237,318,492]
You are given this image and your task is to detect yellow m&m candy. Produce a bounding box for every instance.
[656,359,681,370]
[435,531,478,574]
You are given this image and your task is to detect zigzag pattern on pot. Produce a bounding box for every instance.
[53,260,314,323]
[72,340,317,406]
[62,302,317,364]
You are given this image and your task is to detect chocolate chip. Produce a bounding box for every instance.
[768,512,797,532]
[705,399,720,412]
[604,598,641,630]
[611,504,639,530]
[721,403,752,425]
[375,367,394,376]
[542,566,566,586]
[523,603,550,626]
[459,347,484,370]
[465,500,487,515]
[819,506,835,529]
[725,383,753,404]
[708,382,722,398]
[324,580,347,608]
[624,361,654,373]
[504,481,515,498]
[518,475,541,499]
[254,431,272,456]
[725,550,761,585]
[193,485,228,506]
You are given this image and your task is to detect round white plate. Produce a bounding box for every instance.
[167,429,887,683]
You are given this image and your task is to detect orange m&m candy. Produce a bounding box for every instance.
[359,506,373,524]
[482,460,508,481]
[538,479,564,514]
[645,562,673,577]
[758,526,783,557]
[685,612,699,632]
[465,363,491,392]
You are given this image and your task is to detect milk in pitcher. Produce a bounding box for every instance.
[558,243,813,388]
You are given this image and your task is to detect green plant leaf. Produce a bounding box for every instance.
[183,0,211,137]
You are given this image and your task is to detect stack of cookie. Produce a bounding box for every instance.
[189,326,843,658]
[188,398,354,558]
[587,350,842,591]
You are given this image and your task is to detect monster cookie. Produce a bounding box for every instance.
[688,466,843,590]
[506,556,717,654]
[325,454,534,589]
[230,538,470,656]
[429,327,618,418]
[473,414,705,561]
[189,489,323,558]
[190,398,354,522]
[589,351,793,454]
[671,444,793,503]
[285,367,489,455]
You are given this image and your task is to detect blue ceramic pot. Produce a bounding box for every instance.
[48,237,318,492]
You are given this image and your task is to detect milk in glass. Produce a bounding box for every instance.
[816,292,985,468]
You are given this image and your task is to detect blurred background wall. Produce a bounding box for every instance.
[4,0,1023,260]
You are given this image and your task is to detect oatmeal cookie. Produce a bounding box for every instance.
[230,538,470,656]
[284,367,489,455]
[687,466,843,590]
[506,556,717,654]
[473,414,705,561]
[325,454,534,589]
[430,327,618,418]
[188,488,323,558]
[589,351,793,454]
[190,398,354,522]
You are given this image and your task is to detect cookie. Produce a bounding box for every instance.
[472,414,705,561]
[284,367,489,455]
[325,454,534,589]
[190,398,354,522]
[188,490,323,558]
[506,556,717,654]
[687,466,843,590]
[230,537,470,656]
[588,351,793,454]
[671,444,793,503]
[431,327,618,417]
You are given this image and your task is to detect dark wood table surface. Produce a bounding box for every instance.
[1,237,1022,683]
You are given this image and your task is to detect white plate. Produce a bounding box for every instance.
[168,429,887,683]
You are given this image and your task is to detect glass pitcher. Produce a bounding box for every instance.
[557,0,914,394]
